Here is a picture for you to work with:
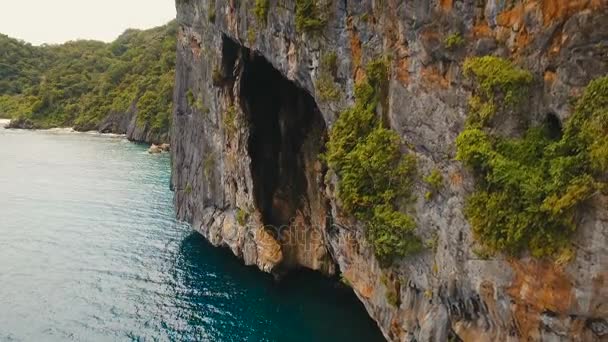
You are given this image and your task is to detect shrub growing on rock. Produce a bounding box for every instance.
[463,56,533,108]
[457,60,607,258]
[315,52,341,101]
[444,33,465,50]
[424,169,444,200]
[254,0,269,25]
[327,59,421,263]
[207,0,216,23]
[295,0,326,33]
[223,105,237,137]
[236,208,249,226]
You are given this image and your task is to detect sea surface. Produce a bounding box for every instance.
[0,125,384,342]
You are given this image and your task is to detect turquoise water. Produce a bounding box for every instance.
[0,127,384,342]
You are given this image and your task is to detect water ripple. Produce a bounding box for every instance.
[0,128,383,342]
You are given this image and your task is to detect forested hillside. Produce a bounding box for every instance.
[0,21,176,142]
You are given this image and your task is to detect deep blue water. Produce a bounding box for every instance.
[0,126,384,342]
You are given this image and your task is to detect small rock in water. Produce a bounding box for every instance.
[148,144,163,154]
[160,143,170,152]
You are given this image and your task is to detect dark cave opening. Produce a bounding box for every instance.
[217,35,239,89]
[544,112,563,140]
[222,37,326,229]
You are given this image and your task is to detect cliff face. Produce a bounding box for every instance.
[171,1,608,341]
[96,104,169,144]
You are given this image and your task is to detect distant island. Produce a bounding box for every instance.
[0,21,176,144]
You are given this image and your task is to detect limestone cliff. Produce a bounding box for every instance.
[171,1,607,341]
[96,104,169,144]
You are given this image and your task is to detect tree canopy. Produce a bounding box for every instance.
[0,21,177,137]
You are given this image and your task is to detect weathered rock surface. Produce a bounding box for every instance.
[96,101,168,144]
[148,144,163,154]
[171,1,608,341]
[148,143,171,154]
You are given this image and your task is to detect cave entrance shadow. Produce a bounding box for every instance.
[544,112,563,140]
[222,36,327,230]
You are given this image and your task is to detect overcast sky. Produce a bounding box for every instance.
[0,0,176,45]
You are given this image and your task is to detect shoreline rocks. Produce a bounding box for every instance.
[4,116,169,146]
[148,143,170,154]
[5,118,37,129]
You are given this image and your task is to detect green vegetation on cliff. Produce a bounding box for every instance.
[295,0,327,33]
[0,21,176,137]
[327,59,421,263]
[315,52,341,101]
[462,56,533,126]
[254,0,269,25]
[457,56,607,258]
[424,169,444,200]
[443,33,465,50]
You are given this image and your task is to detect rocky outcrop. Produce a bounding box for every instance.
[95,101,168,144]
[171,1,607,341]
[148,143,171,154]
[6,117,37,130]
[6,101,168,144]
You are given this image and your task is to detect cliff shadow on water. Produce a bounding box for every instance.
[176,232,384,342]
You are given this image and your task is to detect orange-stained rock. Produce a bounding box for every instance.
[395,57,410,85]
[544,70,557,84]
[496,1,529,28]
[280,211,334,274]
[343,268,374,299]
[507,259,576,340]
[383,0,409,85]
[421,65,450,89]
[541,0,605,25]
[439,0,453,12]
[348,16,364,84]
[449,171,463,188]
[254,227,283,271]
[472,23,493,38]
